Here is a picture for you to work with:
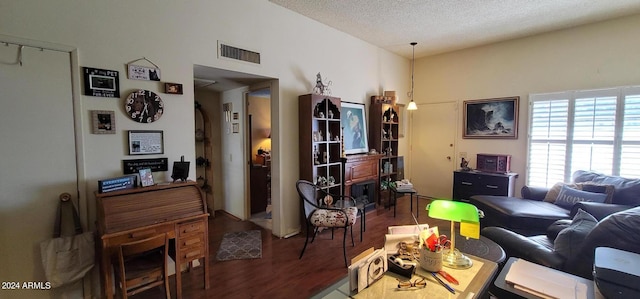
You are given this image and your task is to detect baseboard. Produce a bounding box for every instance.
[217,210,242,221]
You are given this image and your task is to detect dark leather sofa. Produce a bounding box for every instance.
[482,206,640,279]
[469,170,640,236]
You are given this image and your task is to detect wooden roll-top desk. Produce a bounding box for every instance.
[96,181,210,299]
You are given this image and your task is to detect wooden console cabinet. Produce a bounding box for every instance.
[343,154,383,203]
[453,170,518,202]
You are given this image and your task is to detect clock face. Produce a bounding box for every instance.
[124,89,164,123]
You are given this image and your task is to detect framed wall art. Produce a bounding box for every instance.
[128,130,164,155]
[463,96,519,139]
[127,57,161,81]
[164,82,183,94]
[91,110,115,134]
[341,101,369,154]
[82,67,120,98]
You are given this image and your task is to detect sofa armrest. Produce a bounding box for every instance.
[481,227,565,270]
[520,186,549,201]
[570,202,632,220]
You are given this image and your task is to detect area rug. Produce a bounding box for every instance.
[215,230,262,261]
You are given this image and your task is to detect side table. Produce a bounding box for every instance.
[493,257,597,299]
[389,186,418,217]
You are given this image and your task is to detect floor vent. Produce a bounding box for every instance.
[219,43,261,64]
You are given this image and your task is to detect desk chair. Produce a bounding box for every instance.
[115,233,171,299]
[297,180,358,267]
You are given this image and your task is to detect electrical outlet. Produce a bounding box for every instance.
[459,152,467,159]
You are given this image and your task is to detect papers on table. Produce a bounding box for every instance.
[505,259,588,299]
[395,179,413,191]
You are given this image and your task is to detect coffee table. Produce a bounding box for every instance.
[443,229,506,264]
[358,254,498,298]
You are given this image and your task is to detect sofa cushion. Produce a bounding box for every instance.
[554,185,607,209]
[553,209,597,258]
[544,182,578,202]
[566,206,640,278]
[573,170,640,206]
[471,195,571,235]
[578,183,615,203]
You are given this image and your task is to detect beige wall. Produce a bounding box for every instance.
[414,13,640,194]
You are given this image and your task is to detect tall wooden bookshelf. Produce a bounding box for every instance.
[298,94,343,196]
[369,95,403,202]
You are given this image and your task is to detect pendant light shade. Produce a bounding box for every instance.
[407,42,418,111]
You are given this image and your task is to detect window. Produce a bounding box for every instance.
[527,86,640,187]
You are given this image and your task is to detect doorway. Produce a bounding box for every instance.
[247,88,272,230]
[410,101,458,198]
[192,65,277,231]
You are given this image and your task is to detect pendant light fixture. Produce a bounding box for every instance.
[407,42,418,111]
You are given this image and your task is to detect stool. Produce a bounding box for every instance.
[389,186,418,217]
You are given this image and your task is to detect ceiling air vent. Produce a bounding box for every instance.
[219,42,261,64]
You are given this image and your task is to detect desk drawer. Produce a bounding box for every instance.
[179,233,205,250]
[104,223,174,247]
[178,220,205,236]
[180,246,205,261]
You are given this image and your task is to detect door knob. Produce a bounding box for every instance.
[446,156,452,160]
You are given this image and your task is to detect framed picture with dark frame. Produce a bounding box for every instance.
[164,82,183,94]
[91,110,115,134]
[82,67,120,98]
[463,96,519,139]
[341,101,369,154]
[127,130,164,155]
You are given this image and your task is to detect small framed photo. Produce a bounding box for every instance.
[91,110,115,134]
[164,82,183,94]
[128,130,164,155]
[232,123,239,133]
[138,168,155,187]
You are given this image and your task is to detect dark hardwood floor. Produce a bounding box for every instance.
[137,194,445,299]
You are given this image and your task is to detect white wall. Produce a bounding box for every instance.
[415,13,640,194]
[220,87,248,219]
[0,0,409,296]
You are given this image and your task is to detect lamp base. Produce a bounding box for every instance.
[442,248,473,269]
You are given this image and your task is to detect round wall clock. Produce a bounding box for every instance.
[124,89,164,123]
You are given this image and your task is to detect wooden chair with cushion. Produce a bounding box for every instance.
[296,179,358,267]
[115,233,171,298]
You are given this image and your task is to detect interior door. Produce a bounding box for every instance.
[410,102,457,198]
[0,42,78,298]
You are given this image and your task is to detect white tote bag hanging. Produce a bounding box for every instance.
[40,193,95,288]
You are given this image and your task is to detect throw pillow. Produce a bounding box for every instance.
[576,182,615,204]
[544,182,578,203]
[553,209,597,258]
[554,185,607,209]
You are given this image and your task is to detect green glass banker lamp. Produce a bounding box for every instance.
[426,200,481,269]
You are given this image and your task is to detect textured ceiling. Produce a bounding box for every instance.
[270,0,640,58]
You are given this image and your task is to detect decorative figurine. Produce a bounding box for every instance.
[460,157,471,171]
[313,72,332,95]
[314,146,320,165]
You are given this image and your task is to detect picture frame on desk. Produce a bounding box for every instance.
[138,168,154,187]
[341,101,369,155]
